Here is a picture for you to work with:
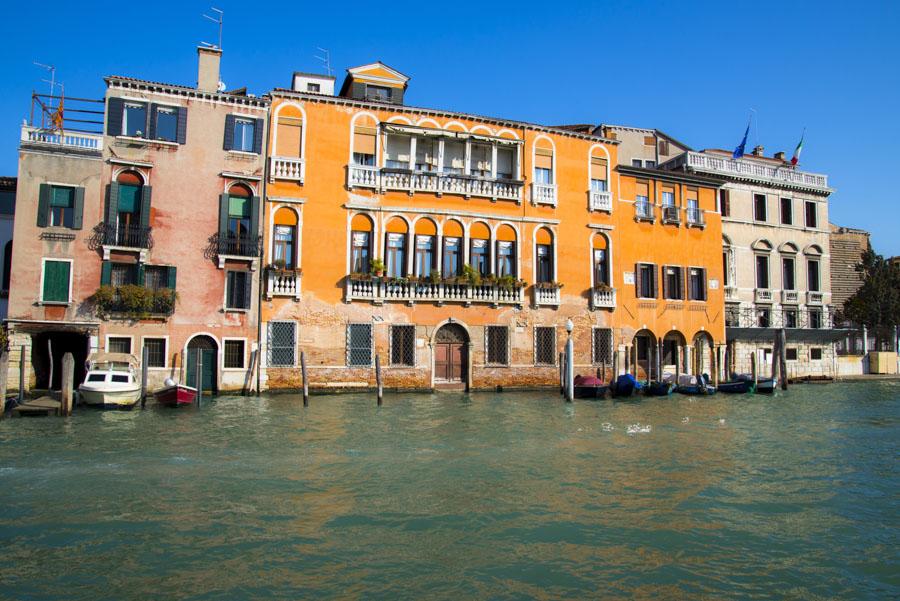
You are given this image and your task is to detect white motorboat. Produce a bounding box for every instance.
[78,352,142,409]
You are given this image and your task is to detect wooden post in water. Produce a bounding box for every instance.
[770,332,779,381]
[18,344,26,404]
[559,352,565,394]
[779,328,788,390]
[751,350,758,390]
[612,347,619,380]
[60,353,74,416]
[141,345,149,409]
[713,346,720,388]
[301,351,309,407]
[0,351,7,419]
[47,339,54,391]
[565,336,574,402]
[375,354,383,406]
[675,345,681,383]
[195,348,203,406]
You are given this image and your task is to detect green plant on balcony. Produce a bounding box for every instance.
[369,258,385,277]
[536,281,563,289]
[93,285,177,318]
[429,269,442,284]
[462,264,481,286]
[497,274,517,290]
[593,281,612,292]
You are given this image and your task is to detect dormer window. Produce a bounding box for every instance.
[307,83,320,93]
[366,85,392,101]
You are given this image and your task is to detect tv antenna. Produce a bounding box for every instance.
[33,61,58,97]
[315,47,333,76]
[202,7,223,49]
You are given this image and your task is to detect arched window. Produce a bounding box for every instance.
[350,214,374,274]
[495,224,517,278]
[413,218,437,278]
[534,140,554,184]
[442,219,464,277]
[351,114,378,167]
[469,222,491,277]
[589,150,608,192]
[384,217,408,278]
[226,184,253,240]
[274,105,303,159]
[592,234,610,286]
[272,207,298,269]
[535,227,554,284]
[751,239,773,290]
[112,171,145,246]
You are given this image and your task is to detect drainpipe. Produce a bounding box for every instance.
[255,102,273,396]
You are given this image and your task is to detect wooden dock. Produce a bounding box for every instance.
[12,396,62,417]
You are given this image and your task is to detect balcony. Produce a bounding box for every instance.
[533,283,562,307]
[591,286,616,310]
[99,222,153,250]
[635,200,655,222]
[531,183,557,206]
[589,190,612,212]
[212,234,262,268]
[347,166,524,202]
[345,276,525,306]
[21,125,103,153]
[686,207,705,227]
[269,156,305,183]
[266,269,301,300]
[673,151,830,192]
[725,285,739,301]
[725,306,833,329]
[755,289,774,303]
[661,206,680,225]
[807,291,824,305]
[782,290,800,304]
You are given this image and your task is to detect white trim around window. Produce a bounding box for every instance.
[222,337,248,371]
[39,257,74,305]
[105,334,135,354]
[140,335,170,369]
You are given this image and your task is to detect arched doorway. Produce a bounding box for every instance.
[186,335,218,393]
[433,323,469,387]
[633,329,656,382]
[692,332,715,376]
[662,330,687,374]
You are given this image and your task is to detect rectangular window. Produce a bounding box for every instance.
[659,140,670,155]
[233,118,256,152]
[809,309,823,329]
[123,102,147,137]
[443,140,465,174]
[643,135,656,146]
[780,197,793,225]
[631,159,643,167]
[414,137,439,172]
[272,226,296,270]
[41,259,71,303]
[782,258,796,290]
[352,126,376,166]
[385,233,406,278]
[534,149,553,182]
[635,180,652,218]
[144,266,167,291]
[154,106,178,142]
[754,194,767,221]
[661,187,675,207]
[592,327,613,365]
[756,255,770,289]
[757,308,771,328]
[725,306,741,327]
[805,201,817,228]
[590,156,608,191]
[347,323,373,367]
[807,260,820,292]
[637,263,656,298]
[414,235,435,278]
[470,143,492,177]
[593,248,609,286]
[353,152,375,167]
[366,85,392,101]
[783,308,798,328]
[225,270,250,309]
[496,241,515,278]
[645,160,656,168]
[536,244,553,283]
[307,83,320,93]
[485,326,509,366]
[663,265,683,300]
[144,338,166,368]
[719,189,730,217]
[224,340,245,369]
[786,347,798,361]
[689,268,706,301]
[810,347,823,360]
[111,263,136,287]
[443,237,461,277]
[351,231,371,273]
[268,321,296,367]
[49,186,75,228]
[534,167,552,184]
[390,325,415,367]
[470,239,489,276]
[385,135,411,169]
[496,147,515,179]
[108,336,132,354]
[534,327,556,366]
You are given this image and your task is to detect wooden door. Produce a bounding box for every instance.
[434,342,465,383]
[186,347,217,392]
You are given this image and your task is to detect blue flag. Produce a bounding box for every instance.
[733,123,750,159]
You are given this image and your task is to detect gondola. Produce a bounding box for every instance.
[610,373,640,398]
[645,381,676,396]
[676,373,717,395]
[573,375,609,399]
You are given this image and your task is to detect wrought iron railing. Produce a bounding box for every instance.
[215,233,262,257]
[99,222,153,249]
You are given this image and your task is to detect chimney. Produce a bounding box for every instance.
[197,46,222,92]
[773,151,786,161]
[751,145,764,157]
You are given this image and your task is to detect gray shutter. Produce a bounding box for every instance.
[651,264,658,297]
[218,193,229,237]
[249,196,260,240]
[223,115,235,150]
[140,185,152,229]
[148,104,158,140]
[36,184,50,227]
[106,183,120,224]
[244,271,252,309]
[107,97,124,136]
[176,107,188,144]
[100,261,112,286]
[167,266,177,289]
[253,118,264,154]
[634,263,641,297]
[72,187,84,230]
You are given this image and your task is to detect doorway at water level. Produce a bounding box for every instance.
[433,323,468,390]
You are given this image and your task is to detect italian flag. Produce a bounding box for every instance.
[791,131,804,165]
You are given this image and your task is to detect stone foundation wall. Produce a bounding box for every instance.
[730,340,836,379]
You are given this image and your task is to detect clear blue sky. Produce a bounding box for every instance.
[2,1,898,254]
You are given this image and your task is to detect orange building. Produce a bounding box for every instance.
[259,63,725,391]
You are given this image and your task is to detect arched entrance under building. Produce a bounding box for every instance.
[433,322,468,388]
[633,329,656,382]
[662,330,687,375]
[692,332,715,376]
[186,335,218,393]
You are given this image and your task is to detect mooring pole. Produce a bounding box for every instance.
[779,328,788,390]
[713,346,720,388]
[559,352,565,394]
[61,353,74,416]
[375,354,383,406]
[47,339,54,391]
[0,350,7,419]
[141,345,149,409]
[18,344,26,404]
[613,347,619,380]
[565,336,574,402]
[751,350,758,390]
[771,332,779,381]
[196,348,203,406]
[301,350,309,407]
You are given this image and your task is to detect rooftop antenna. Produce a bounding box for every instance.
[202,7,223,49]
[315,47,333,76]
[34,61,58,101]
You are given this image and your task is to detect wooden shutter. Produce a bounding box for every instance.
[167,266,177,289]
[148,104,158,140]
[107,97,124,136]
[700,268,707,301]
[223,115,235,150]
[635,263,642,297]
[71,187,84,230]
[661,265,668,299]
[101,261,112,286]
[176,107,188,144]
[244,271,253,309]
[590,157,608,180]
[353,127,377,155]
[140,185,152,228]
[651,264,658,297]
[36,184,50,227]
[218,194,229,237]
[249,196,260,240]
[253,118,265,154]
[42,261,69,302]
[136,263,145,286]
[106,183,120,224]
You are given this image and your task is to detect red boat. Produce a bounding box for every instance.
[155,383,197,407]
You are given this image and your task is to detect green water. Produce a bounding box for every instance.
[1,383,897,600]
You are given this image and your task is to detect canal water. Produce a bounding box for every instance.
[1,383,897,600]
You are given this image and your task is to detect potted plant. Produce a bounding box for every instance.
[462,264,480,286]
[497,274,516,290]
[429,269,442,284]
[369,258,385,277]
[593,281,612,292]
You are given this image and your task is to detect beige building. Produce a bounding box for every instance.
[597,125,689,169]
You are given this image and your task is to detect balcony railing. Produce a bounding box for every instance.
[755,289,774,303]
[808,291,824,305]
[99,223,153,249]
[725,285,739,301]
[533,284,562,306]
[345,276,525,306]
[675,151,830,191]
[347,166,524,201]
[635,200,654,221]
[21,125,103,152]
[266,269,301,299]
[216,234,262,257]
[591,287,616,309]
[661,206,680,224]
[686,207,704,226]
[589,190,612,212]
[782,290,800,304]
[531,182,557,206]
[270,156,305,182]
[725,307,833,329]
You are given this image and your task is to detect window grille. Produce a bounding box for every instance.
[108,336,131,354]
[534,326,556,366]
[390,325,415,367]
[347,323,373,367]
[268,321,296,367]
[224,340,245,369]
[143,338,166,368]
[810,347,823,360]
[592,328,613,365]
[485,326,509,366]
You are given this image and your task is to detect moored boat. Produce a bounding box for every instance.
[573,375,609,399]
[717,380,752,394]
[645,381,675,396]
[676,373,717,395]
[78,353,142,409]
[755,378,776,394]
[155,379,197,407]
[611,373,640,398]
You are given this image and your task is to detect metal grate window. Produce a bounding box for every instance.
[347,323,373,367]
[224,340,245,369]
[534,326,556,366]
[485,326,509,366]
[592,328,613,365]
[390,325,415,367]
[108,336,131,354]
[143,338,166,368]
[268,321,296,367]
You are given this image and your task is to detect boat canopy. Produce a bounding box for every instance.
[87,352,139,370]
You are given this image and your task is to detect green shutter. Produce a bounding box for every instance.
[136,263,145,286]
[218,194,229,237]
[100,261,112,286]
[42,261,70,303]
[106,183,120,224]
[249,195,260,239]
[167,266,177,289]
[72,187,84,230]
[36,184,50,227]
[140,185,152,228]
[118,184,140,213]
